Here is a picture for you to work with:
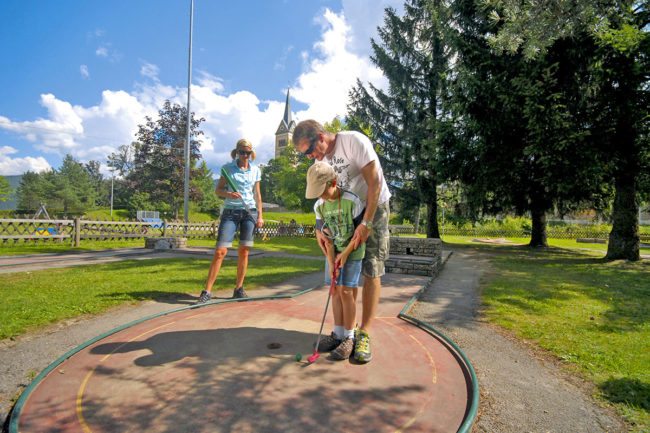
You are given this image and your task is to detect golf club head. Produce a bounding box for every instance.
[307,352,320,363]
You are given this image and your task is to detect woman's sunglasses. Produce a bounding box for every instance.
[238,150,252,156]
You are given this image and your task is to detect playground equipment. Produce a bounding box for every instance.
[136,210,164,229]
[32,203,58,236]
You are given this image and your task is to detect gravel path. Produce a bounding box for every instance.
[407,249,627,432]
[1,248,629,432]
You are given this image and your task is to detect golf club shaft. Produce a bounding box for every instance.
[312,278,336,354]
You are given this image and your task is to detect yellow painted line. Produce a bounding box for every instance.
[378,318,438,433]
[77,321,176,432]
[409,334,437,384]
[379,318,437,384]
[76,371,94,433]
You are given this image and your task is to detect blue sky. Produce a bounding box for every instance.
[0,0,402,176]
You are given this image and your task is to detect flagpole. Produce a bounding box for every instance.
[183,0,194,225]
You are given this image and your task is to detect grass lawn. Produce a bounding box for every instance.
[83,208,218,222]
[0,239,147,256]
[444,240,650,431]
[82,208,314,224]
[441,235,650,255]
[263,211,314,224]
[1,256,322,341]
[3,231,647,428]
[0,236,323,257]
[188,236,322,257]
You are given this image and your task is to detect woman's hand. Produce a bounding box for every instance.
[256,216,264,228]
[229,192,242,199]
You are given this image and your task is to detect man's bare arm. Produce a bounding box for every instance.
[351,160,381,247]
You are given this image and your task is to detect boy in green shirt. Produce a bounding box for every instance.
[306,162,365,360]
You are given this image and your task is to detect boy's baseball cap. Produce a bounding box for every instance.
[305,162,336,199]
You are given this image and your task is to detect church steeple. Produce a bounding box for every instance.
[282,88,292,126]
[275,88,296,158]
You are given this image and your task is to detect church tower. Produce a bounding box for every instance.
[275,88,296,158]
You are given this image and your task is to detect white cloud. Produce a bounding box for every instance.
[0,146,51,175]
[0,4,398,176]
[0,80,283,176]
[92,29,105,38]
[342,0,404,56]
[95,43,121,62]
[1,146,17,155]
[274,45,294,71]
[195,70,224,93]
[291,8,387,122]
[80,64,89,79]
[140,62,160,81]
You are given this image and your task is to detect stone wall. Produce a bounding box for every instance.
[385,237,442,277]
[390,237,442,257]
[145,237,187,249]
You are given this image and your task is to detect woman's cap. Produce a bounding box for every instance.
[305,162,336,199]
[231,138,255,160]
[236,138,253,150]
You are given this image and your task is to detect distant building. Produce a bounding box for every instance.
[274,88,296,158]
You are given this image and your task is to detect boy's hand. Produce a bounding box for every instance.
[316,230,331,252]
[332,265,339,281]
[335,241,357,269]
[335,253,346,269]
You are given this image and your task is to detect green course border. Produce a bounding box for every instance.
[8,288,314,433]
[397,252,479,433]
[9,259,479,433]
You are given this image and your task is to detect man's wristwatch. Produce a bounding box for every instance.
[361,219,374,230]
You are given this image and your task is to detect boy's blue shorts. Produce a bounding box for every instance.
[324,259,362,288]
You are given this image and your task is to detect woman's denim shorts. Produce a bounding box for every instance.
[216,208,256,248]
[324,259,363,288]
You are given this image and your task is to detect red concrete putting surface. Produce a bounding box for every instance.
[11,273,477,433]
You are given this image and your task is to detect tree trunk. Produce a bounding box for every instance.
[426,186,440,238]
[414,206,421,234]
[529,200,548,247]
[605,60,640,262]
[606,173,640,261]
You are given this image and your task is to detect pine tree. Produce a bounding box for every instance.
[481,0,649,259]
[446,0,611,247]
[348,0,455,237]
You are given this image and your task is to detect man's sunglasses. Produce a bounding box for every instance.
[238,150,252,156]
[301,138,317,156]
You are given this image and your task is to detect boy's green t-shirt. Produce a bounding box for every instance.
[314,190,366,261]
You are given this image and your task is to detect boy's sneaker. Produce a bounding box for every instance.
[331,337,354,360]
[196,290,211,304]
[316,332,341,352]
[354,329,372,363]
[233,287,248,299]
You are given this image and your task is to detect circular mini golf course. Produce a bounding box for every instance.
[9,273,478,433]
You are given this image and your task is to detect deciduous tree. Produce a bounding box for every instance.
[123,100,205,219]
[0,176,11,203]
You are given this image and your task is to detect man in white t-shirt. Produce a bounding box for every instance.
[294,119,391,364]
